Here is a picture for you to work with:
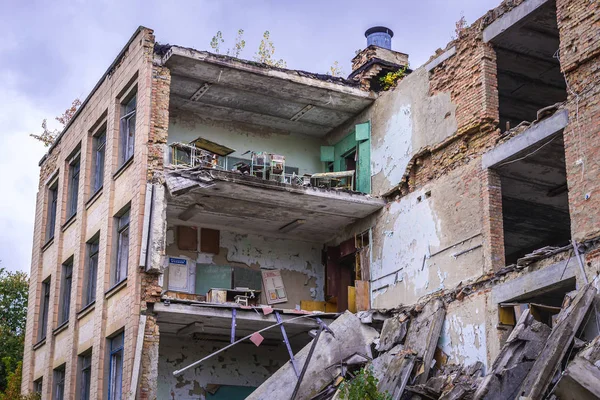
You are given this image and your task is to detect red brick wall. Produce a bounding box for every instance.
[557,0,600,242]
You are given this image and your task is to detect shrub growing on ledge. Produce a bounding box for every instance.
[338,366,391,400]
[379,67,406,91]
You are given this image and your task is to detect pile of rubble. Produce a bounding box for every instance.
[249,284,599,399]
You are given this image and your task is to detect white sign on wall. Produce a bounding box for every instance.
[261,269,287,305]
[167,257,195,293]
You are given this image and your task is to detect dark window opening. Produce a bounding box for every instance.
[490,0,567,132]
[84,237,99,306]
[119,94,136,166]
[92,130,106,194]
[53,365,65,400]
[46,181,58,242]
[112,209,130,286]
[34,378,43,394]
[59,261,73,325]
[495,132,571,264]
[38,278,51,341]
[108,332,124,400]
[67,154,80,219]
[79,352,92,400]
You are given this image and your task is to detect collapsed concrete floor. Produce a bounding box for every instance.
[238,284,599,400]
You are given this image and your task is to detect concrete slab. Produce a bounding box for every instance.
[426,47,456,72]
[481,109,568,169]
[483,0,550,43]
[491,257,576,304]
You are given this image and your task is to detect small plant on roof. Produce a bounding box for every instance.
[379,67,407,91]
[338,366,391,400]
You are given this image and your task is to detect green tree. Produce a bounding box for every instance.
[338,367,391,400]
[0,267,29,396]
[30,98,81,147]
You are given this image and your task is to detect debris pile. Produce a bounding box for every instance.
[249,284,599,399]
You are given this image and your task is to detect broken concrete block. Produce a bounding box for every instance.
[247,311,379,400]
[551,335,600,399]
[517,284,597,399]
[377,314,408,352]
[475,309,551,400]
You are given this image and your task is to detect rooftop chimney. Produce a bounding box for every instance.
[349,26,409,91]
[365,26,394,50]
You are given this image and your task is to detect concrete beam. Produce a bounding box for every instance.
[425,47,456,72]
[491,257,576,304]
[482,109,568,169]
[154,302,328,330]
[483,0,550,43]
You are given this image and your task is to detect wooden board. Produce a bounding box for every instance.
[355,280,370,311]
[177,226,197,251]
[348,286,357,313]
[517,284,597,399]
[300,301,327,312]
[200,228,220,254]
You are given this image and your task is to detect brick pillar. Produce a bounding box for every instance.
[556,0,600,242]
[138,273,162,399]
[482,168,505,272]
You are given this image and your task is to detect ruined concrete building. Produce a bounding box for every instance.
[22,0,600,398]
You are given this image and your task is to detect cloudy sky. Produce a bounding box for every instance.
[0,0,500,273]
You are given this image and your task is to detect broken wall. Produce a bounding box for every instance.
[165,226,325,307]
[158,334,289,399]
[556,0,600,244]
[168,111,323,175]
[371,163,485,307]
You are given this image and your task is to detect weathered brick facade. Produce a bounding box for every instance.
[20,0,600,396]
[22,27,157,398]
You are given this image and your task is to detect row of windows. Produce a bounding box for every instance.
[34,332,124,400]
[37,208,130,343]
[44,91,137,243]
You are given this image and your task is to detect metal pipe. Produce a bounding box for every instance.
[572,239,589,284]
[291,324,324,400]
[172,313,337,376]
[231,308,237,344]
[275,311,300,378]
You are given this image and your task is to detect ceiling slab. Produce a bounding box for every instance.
[165,168,385,243]
[162,46,376,138]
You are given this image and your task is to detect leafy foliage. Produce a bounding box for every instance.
[30,98,81,147]
[453,14,468,40]
[379,67,407,91]
[0,267,29,396]
[329,61,345,77]
[0,362,39,400]
[255,30,287,68]
[338,366,391,400]
[230,29,246,58]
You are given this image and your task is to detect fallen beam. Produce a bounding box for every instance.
[474,309,551,400]
[247,311,379,400]
[516,283,597,399]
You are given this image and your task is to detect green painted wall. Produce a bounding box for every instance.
[326,122,371,193]
[168,116,322,175]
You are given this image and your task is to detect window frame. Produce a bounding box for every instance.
[59,260,73,325]
[78,351,92,400]
[34,377,43,394]
[38,278,51,341]
[84,236,99,307]
[53,364,66,400]
[91,128,106,195]
[112,209,130,287]
[67,153,81,220]
[108,332,124,400]
[119,93,137,167]
[46,180,59,242]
